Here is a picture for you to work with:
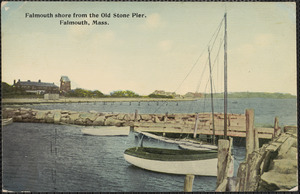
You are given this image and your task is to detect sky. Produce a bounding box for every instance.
[1,2,296,96]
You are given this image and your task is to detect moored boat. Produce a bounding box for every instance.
[2,118,13,126]
[82,126,130,136]
[124,147,218,176]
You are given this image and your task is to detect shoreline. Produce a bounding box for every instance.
[2,97,198,105]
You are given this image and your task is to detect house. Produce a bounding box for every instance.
[151,90,183,98]
[13,79,59,94]
[184,92,203,98]
[60,76,71,94]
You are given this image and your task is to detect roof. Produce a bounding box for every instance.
[17,81,59,88]
[61,76,70,82]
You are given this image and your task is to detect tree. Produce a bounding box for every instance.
[110,90,139,97]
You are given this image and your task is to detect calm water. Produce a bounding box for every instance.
[2,98,297,192]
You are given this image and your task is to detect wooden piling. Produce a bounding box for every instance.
[184,174,194,192]
[216,138,232,190]
[254,127,259,151]
[193,113,199,139]
[246,109,255,160]
[274,117,280,138]
[134,109,138,122]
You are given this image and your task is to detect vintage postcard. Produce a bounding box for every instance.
[1,1,297,192]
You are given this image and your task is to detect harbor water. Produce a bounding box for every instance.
[2,98,297,192]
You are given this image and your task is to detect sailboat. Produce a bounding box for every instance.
[124,13,231,176]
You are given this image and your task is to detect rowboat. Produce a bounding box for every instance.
[81,126,130,136]
[124,147,218,176]
[2,118,13,126]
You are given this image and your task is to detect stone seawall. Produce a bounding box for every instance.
[235,126,298,191]
[2,107,191,127]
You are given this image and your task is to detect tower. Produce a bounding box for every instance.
[60,76,71,94]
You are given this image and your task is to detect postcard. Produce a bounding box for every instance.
[1,1,297,192]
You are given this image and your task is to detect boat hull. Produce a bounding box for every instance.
[82,126,130,136]
[124,147,218,176]
[2,118,13,126]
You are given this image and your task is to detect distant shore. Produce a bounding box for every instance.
[2,97,196,105]
[2,91,296,106]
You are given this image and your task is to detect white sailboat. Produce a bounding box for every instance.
[124,13,231,176]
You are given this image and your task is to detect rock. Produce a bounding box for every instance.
[269,159,297,174]
[124,114,135,121]
[69,113,80,123]
[284,147,297,160]
[266,142,282,152]
[278,137,296,158]
[61,117,69,123]
[153,116,161,123]
[61,110,69,114]
[14,115,23,122]
[93,116,106,126]
[21,113,31,119]
[54,112,61,123]
[105,117,124,126]
[74,118,84,125]
[45,113,54,123]
[89,110,98,114]
[79,112,98,121]
[259,170,298,191]
[140,114,152,121]
[117,113,126,120]
[4,107,15,111]
[86,118,94,125]
[36,111,47,120]
[61,113,69,118]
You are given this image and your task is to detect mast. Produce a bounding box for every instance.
[224,13,228,139]
[208,46,215,145]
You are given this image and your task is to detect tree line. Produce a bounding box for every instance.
[1,82,174,98]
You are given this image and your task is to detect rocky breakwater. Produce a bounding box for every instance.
[235,126,298,191]
[2,108,133,127]
[2,108,182,127]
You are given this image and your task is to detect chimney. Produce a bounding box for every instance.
[14,80,16,85]
[18,79,20,82]
[27,80,30,82]
[38,79,41,83]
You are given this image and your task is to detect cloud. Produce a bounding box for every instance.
[158,40,173,52]
[141,13,163,30]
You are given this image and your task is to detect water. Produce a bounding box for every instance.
[2,98,297,192]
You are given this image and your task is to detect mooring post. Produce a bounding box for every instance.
[184,174,194,192]
[245,109,255,160]
[254,127,259,151]
[193,113,199,139]
[134,109,138,122]
[274,117,279,138]
[217,138,232,190]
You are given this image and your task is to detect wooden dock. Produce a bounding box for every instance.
[133,110,280,139]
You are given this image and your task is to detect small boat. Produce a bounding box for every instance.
[2,118,13,126]
[81,126,130,136]
[124,147,218,176]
